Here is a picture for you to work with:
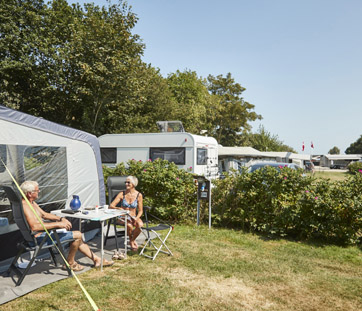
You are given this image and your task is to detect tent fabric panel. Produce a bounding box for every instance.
[0,105,105,205]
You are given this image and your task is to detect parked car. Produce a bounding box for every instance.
[248,162,300,173]
[330,164,346,169]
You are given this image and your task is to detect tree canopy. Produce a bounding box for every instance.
[0,0,283,148]
[243,125,296,152]
[345,136,362,154]
[207,73,262,146]
[328,146,340,155]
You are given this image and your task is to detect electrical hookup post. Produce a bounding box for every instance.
[195,176,212,229]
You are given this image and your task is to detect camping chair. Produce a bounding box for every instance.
[3,185,73,286]
[104,176,128,251]
[139,205,174,260]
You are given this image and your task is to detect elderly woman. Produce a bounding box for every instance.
[109,176,144,252]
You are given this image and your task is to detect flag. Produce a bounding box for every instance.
[302,142,305,151]
[311,141,314,148]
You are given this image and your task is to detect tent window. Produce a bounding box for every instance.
[0,145,6,173]
[23,146,68,212]
[197,148,207,165]
[150,147,185,165]
[101,148,117,163]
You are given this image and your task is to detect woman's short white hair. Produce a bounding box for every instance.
[127,176,138,187]
[20,181,38,194]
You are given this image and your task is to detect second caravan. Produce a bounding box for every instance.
[98,122,219,179]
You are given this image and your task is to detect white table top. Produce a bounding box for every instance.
[51,208,128,221]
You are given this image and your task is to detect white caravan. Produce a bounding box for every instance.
[98,130,219,179]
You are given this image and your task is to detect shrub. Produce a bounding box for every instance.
[347,161,362,174]
[212,167,362,245]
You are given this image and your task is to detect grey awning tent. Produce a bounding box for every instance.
[0,105,105,266]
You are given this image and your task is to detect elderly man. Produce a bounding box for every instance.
[20,181,113,271]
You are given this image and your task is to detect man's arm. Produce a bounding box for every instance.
[22,201,72,232]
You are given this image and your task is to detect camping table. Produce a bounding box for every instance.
[51,208,128,270]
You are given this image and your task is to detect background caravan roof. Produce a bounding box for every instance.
[98,132,219,179]
[0,105,105,264]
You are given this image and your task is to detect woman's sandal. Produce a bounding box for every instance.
[62,262,84,272]
[112,251,119,260]
[112,251,125,260]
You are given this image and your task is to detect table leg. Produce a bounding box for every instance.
[100,220,104,271]
[124,215,127,259]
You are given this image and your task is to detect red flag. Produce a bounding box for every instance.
[311,141,314,148]
[302,142,305,151]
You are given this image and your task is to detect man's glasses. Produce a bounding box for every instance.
[125,181,131,184]
[32,189,41,193]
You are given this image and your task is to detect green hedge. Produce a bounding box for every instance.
[347,161,362,174]
[212,167,362,244]
[102,161,362,245]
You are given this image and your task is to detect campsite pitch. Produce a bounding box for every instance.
[1,225,361,311]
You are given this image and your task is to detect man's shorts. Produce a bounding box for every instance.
[31,230,74,247]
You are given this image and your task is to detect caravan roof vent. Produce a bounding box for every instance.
[156,121,185,133]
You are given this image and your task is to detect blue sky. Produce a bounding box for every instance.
[70,0,362,155]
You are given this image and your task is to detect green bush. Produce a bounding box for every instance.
[103,159,197,223]
[102,162,362,244]
[212,167,362,245]
[347,161,362,174]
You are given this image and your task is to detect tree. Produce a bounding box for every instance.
[244,125,296,152]
[207,73,261,146]
[345,135,362,154]
[166,70,213,134]
[328,146,340,154]
[0,0,146,135]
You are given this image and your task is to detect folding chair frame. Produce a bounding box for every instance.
[7,230,73,286]
[139,207,173,260]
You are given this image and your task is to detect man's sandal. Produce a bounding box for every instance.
[93,259,114,268]
[62,262,84,272]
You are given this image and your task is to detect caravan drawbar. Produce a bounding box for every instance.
[98,132,219,179]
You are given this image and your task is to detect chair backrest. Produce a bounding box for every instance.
[2,185,35,243]
[107,176,128,206]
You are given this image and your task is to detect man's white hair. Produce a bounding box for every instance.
[127,176,138,187]
[20,181,38,194]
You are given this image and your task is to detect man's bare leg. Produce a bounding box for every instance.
[68,231,113,267]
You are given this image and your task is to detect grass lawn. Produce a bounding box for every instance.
[311,170,349,181]
[2,225,361,311]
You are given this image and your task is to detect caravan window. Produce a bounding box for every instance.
[197,148,207,165]
[100,148,117,163]
[150,147,185,165]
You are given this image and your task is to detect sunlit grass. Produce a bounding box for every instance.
[311,170,349,181]
[2,225,361,311]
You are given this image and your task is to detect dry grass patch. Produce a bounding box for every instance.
[156,266,275,311]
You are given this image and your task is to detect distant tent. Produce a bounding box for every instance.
[0,105,105,266]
